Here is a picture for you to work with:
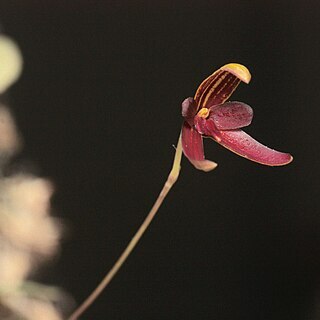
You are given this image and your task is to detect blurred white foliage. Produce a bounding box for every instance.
[0,105,21,157]
[3,293,62,320]
[0,34,66,319]
[0,35,22,94]
[0,176,61,256]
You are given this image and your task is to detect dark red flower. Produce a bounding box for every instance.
[181,63,293,171]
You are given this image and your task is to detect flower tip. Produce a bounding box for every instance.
[190,159,218,172]
[283,154,294,166]
[270,152,293,166]
[220,63,251,84]
[267,153,293,166]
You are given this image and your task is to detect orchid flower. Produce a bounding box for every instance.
[181,63,293,171]
[69,63,293,320]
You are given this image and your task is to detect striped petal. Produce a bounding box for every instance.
[210,101,253,130]
[216,130,293,166]
[181,122,217,172]
[194,63,251,109]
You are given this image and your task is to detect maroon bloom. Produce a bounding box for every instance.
[181,63,293,171]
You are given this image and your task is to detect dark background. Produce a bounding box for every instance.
[0,1,319,319]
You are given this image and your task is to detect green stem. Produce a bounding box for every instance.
[68,134,183,320]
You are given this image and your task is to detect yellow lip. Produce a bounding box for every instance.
[197,107,210,119]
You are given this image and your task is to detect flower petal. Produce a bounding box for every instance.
[181,122,217,171]
[210,101,253,130]
[194,63,251,109]
[216,130,293,166]
[194,116,222,142]
[181,97,197,126]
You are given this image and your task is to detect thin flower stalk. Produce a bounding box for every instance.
[68,134,183,320]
